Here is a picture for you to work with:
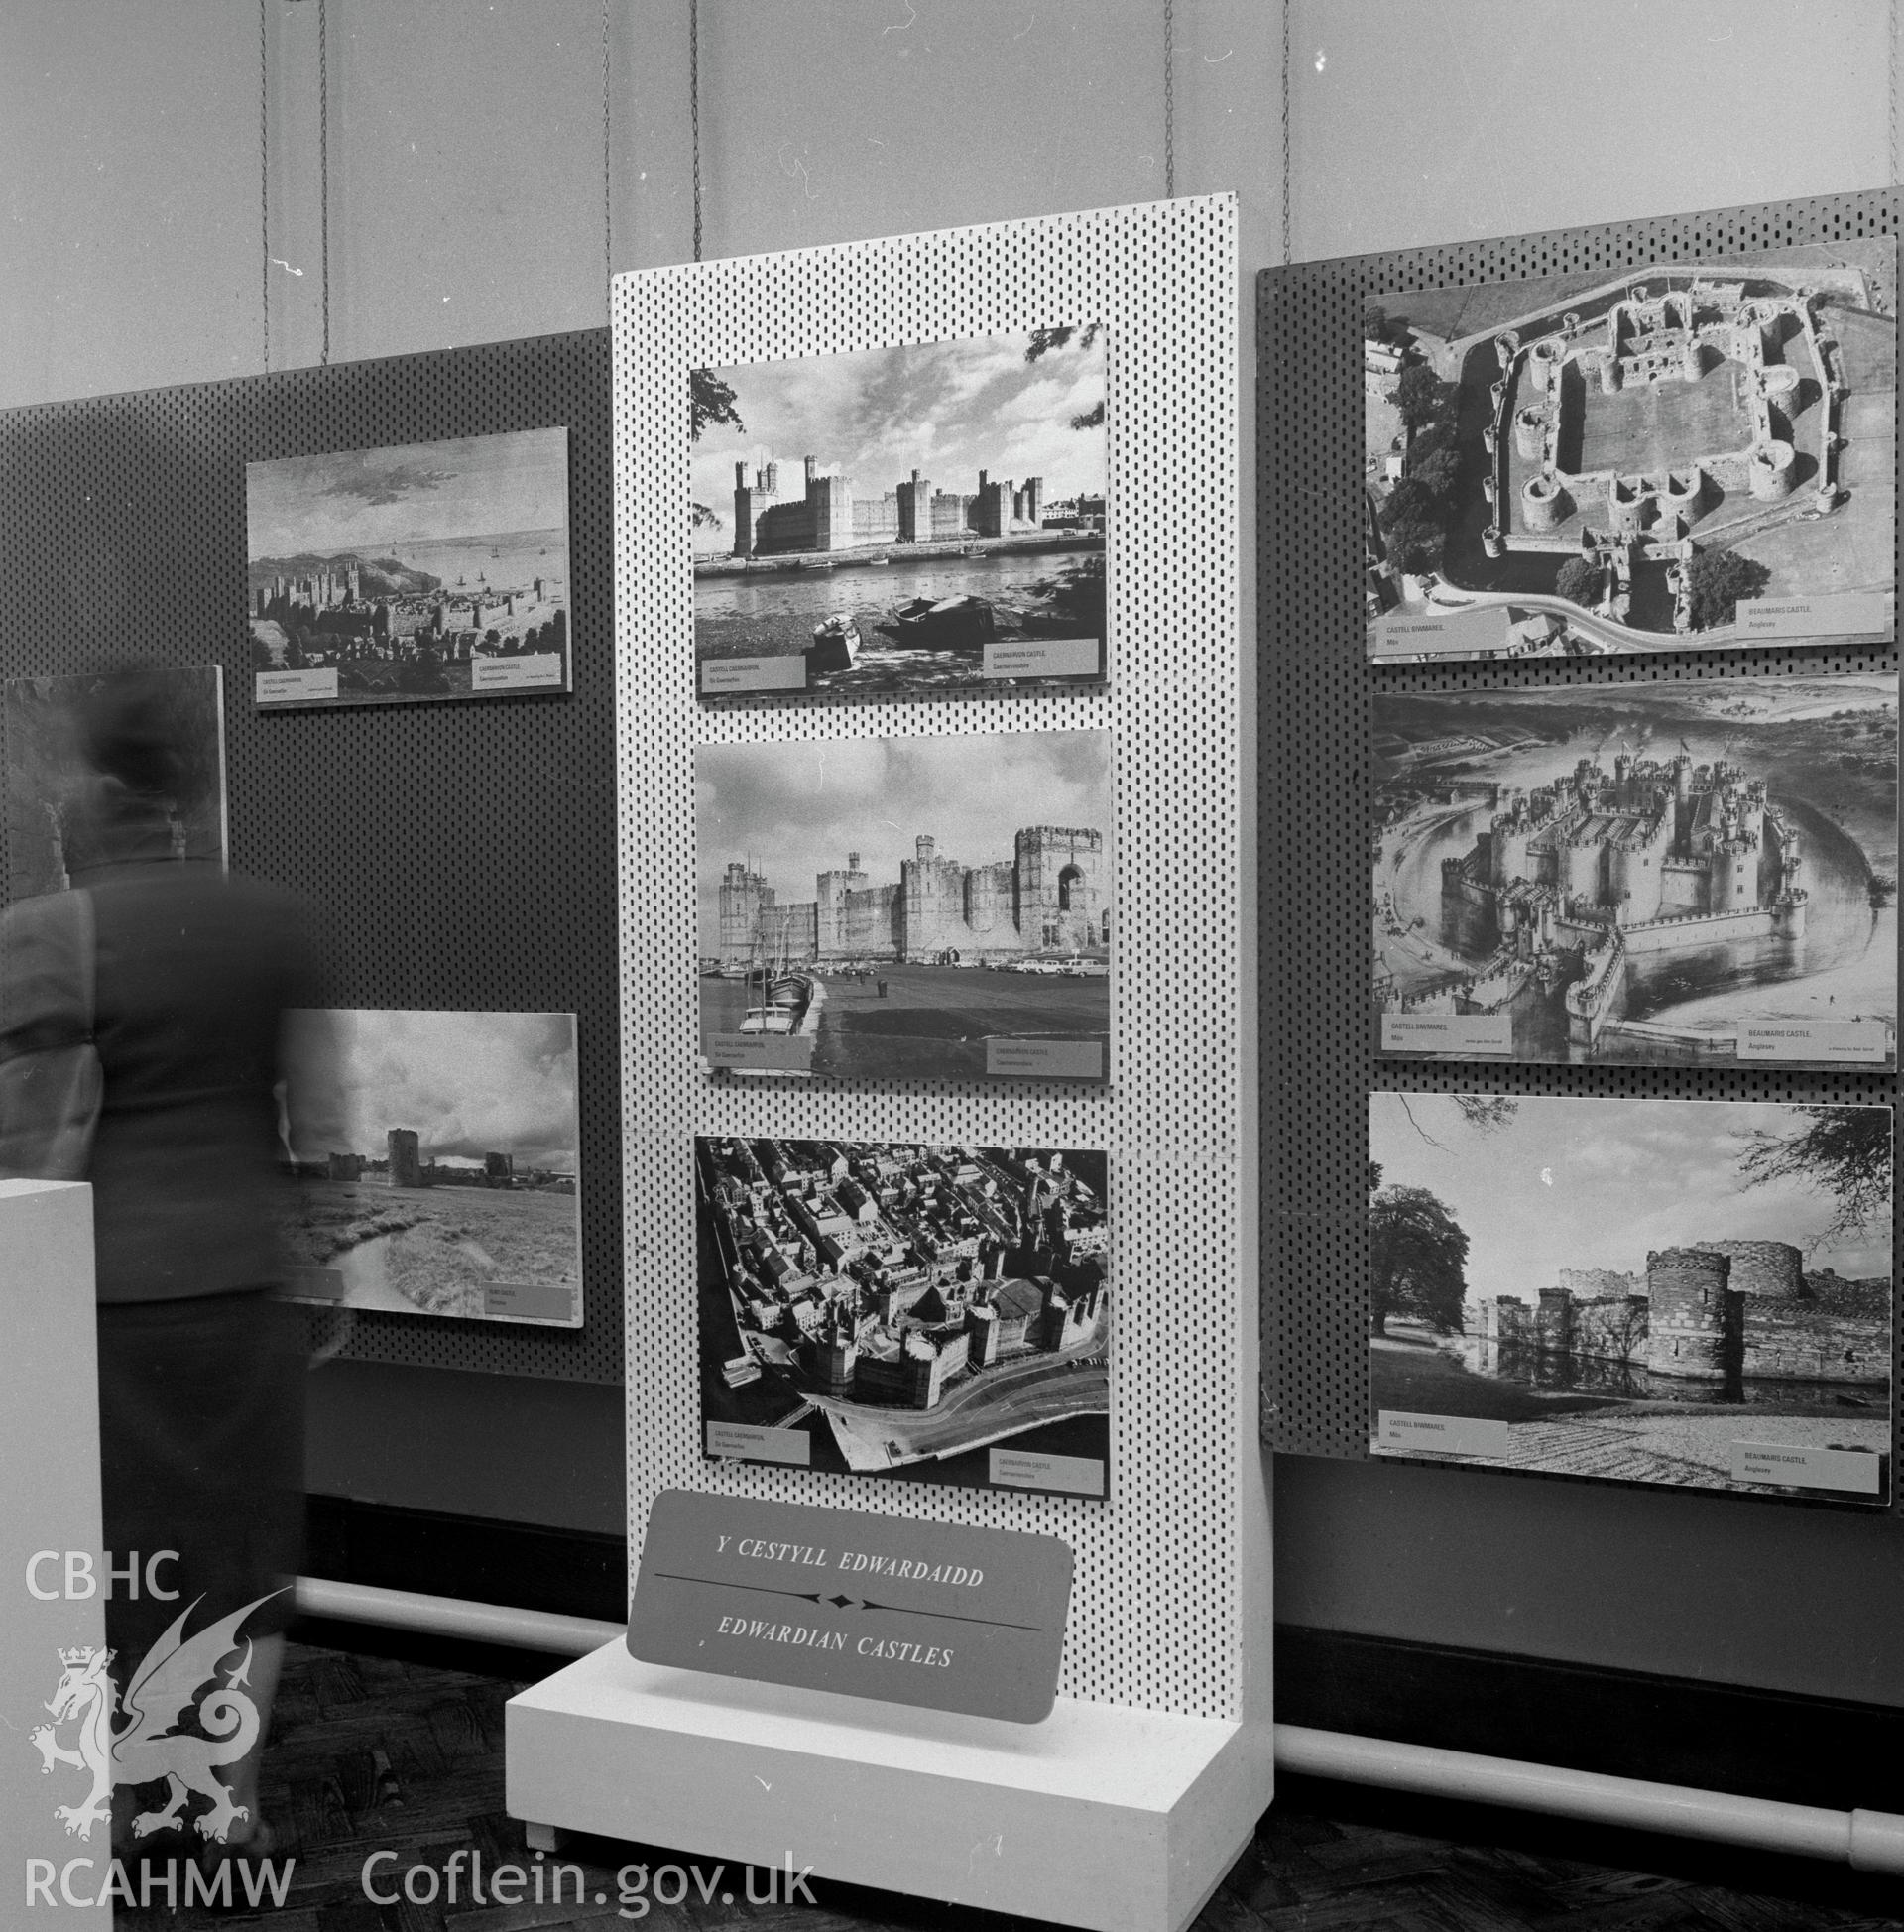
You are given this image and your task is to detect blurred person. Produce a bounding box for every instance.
[0,667,326,1869]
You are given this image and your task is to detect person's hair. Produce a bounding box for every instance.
[76,669,185,801]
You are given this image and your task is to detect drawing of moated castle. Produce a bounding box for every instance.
[1473,1240,1888,1387]
[720,827,1108,964]
[1398,750,1806,1046]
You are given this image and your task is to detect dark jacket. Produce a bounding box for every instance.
[0,848,317,1302]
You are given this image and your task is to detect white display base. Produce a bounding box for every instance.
[508,1641,1271,1932]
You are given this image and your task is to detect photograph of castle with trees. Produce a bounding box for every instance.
[697,729,1112,1083]
[1374,675,1897,1065]
[698,1137,1110,1496]
[692,327,1107,700]
[1368,1093,1892,1501]
[1364,237,1895,660]
[247,427,570,707]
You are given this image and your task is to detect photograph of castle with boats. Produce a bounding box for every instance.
[698,729,1112,1083]
[1374,674,1897,1066]
[691,326,1106,700]
[1369,1094,1892,1502]
[246,426,570,706]
[1364,237,1895,660]
[277,1008,582,1327]
[698,1137,1111,1495]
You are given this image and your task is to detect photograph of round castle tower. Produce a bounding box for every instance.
[1364,237,1895,659]
[1374,676,1897,1065]
[1369,1095,1892,1501]
[698,730,1113,1083]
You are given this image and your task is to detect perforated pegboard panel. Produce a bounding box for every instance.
[1260,188,1904,1515]
[616,198,1249,1718]
[0,332,624,1384]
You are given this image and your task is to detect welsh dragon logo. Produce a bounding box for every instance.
[31,1591,283,1843]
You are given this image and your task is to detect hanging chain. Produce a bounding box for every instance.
[690,0,703,262]
[259,0,271,371]
[1280,0,1292,262]
[1163,0,1175,200]
[603,0,614,293]
[318,0,330,365]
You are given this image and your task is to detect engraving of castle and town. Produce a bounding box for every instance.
[1374,674,1898,1066]
[698,1139,1111,1496]
[1368,1094,1891,1503]
[1364,237,1895,660]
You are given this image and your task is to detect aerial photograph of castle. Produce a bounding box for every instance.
[1368,1093,1892,1501]
[277,1008,582,1327]
[1374,675,1897,1065]
[246,427,570,706]
[691,328,1107,700]
[1364,238,1895,660]
[697,729,1112,1082]
[698,1137,1110,1495]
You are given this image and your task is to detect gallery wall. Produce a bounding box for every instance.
[1,0,1899,1706]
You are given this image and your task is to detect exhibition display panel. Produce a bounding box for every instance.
[506,196,1269,1932]
[1263,186,1901,1517]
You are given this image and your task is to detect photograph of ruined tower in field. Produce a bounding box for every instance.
[1374,675,1898,1065]
[277,1009,582,1327]
[1368,1094,1892,1502]
[1364,237,1895,659]
[698,1138,1111,1496]
[696,729,1112,1083]
[247,426,570,706]
[691,328,1107,700]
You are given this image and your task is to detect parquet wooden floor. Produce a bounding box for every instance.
[111,1638,1904,1931]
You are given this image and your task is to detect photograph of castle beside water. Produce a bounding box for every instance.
[691,328,1107,701]
[696,729,1111,1084]
[1364,237,1895,660]
[277,1008,581,1327]
[698,1138,1111,1497]
[1374,675,1898,1066]
[247,426,570,707]
[1369,1094,1892,1503]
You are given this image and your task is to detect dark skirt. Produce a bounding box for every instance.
[96,1292,305,1670]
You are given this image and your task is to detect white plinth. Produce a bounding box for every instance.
[508,1641,1271,1932]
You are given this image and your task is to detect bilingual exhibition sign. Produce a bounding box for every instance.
[628,1491,1073,1723]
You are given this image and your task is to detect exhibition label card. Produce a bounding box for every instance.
[1734,593,1894,642]
[256,667,339,704]
[985,1038,1105,1080]
[1368,608,1512,660]
[982,637,1103,680]
[704,1033,818,1072]
[989,1447,1106,1497]
[700,656,808,695]
[1380,1014,1511,1056]
[1376,1411,1509,1459]
[1736,1021,1890,1064]
[628,1490,1072,1723]
[470,653,564,692]
[705,1421,811,1467]
[1728,1440,1882,1496]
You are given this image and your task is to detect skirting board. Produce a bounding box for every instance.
[507,1641,1273,1932]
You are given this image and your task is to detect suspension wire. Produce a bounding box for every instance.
[690,0,703,261]
[602,0,614,294]
[1891,0,1898,190]
[318,0,330,365]
[260,0,271,371]
[1163,0,1175,200]
[1280,0,1292,262]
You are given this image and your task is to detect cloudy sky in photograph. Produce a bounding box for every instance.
[691,328,1105,553]
[1369,1093,1893,1290]
[312,1008,579,1170]
[695,728,1111,950]
[247,426,568,559]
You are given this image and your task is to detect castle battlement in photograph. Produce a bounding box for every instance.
[1474,1238,1889,1386]
[720,824,1108,965]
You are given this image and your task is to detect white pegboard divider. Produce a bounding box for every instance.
[613,198,1253,1722]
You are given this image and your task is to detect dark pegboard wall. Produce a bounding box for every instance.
[0,331,624,1384]
[1259,187,1902,1511]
